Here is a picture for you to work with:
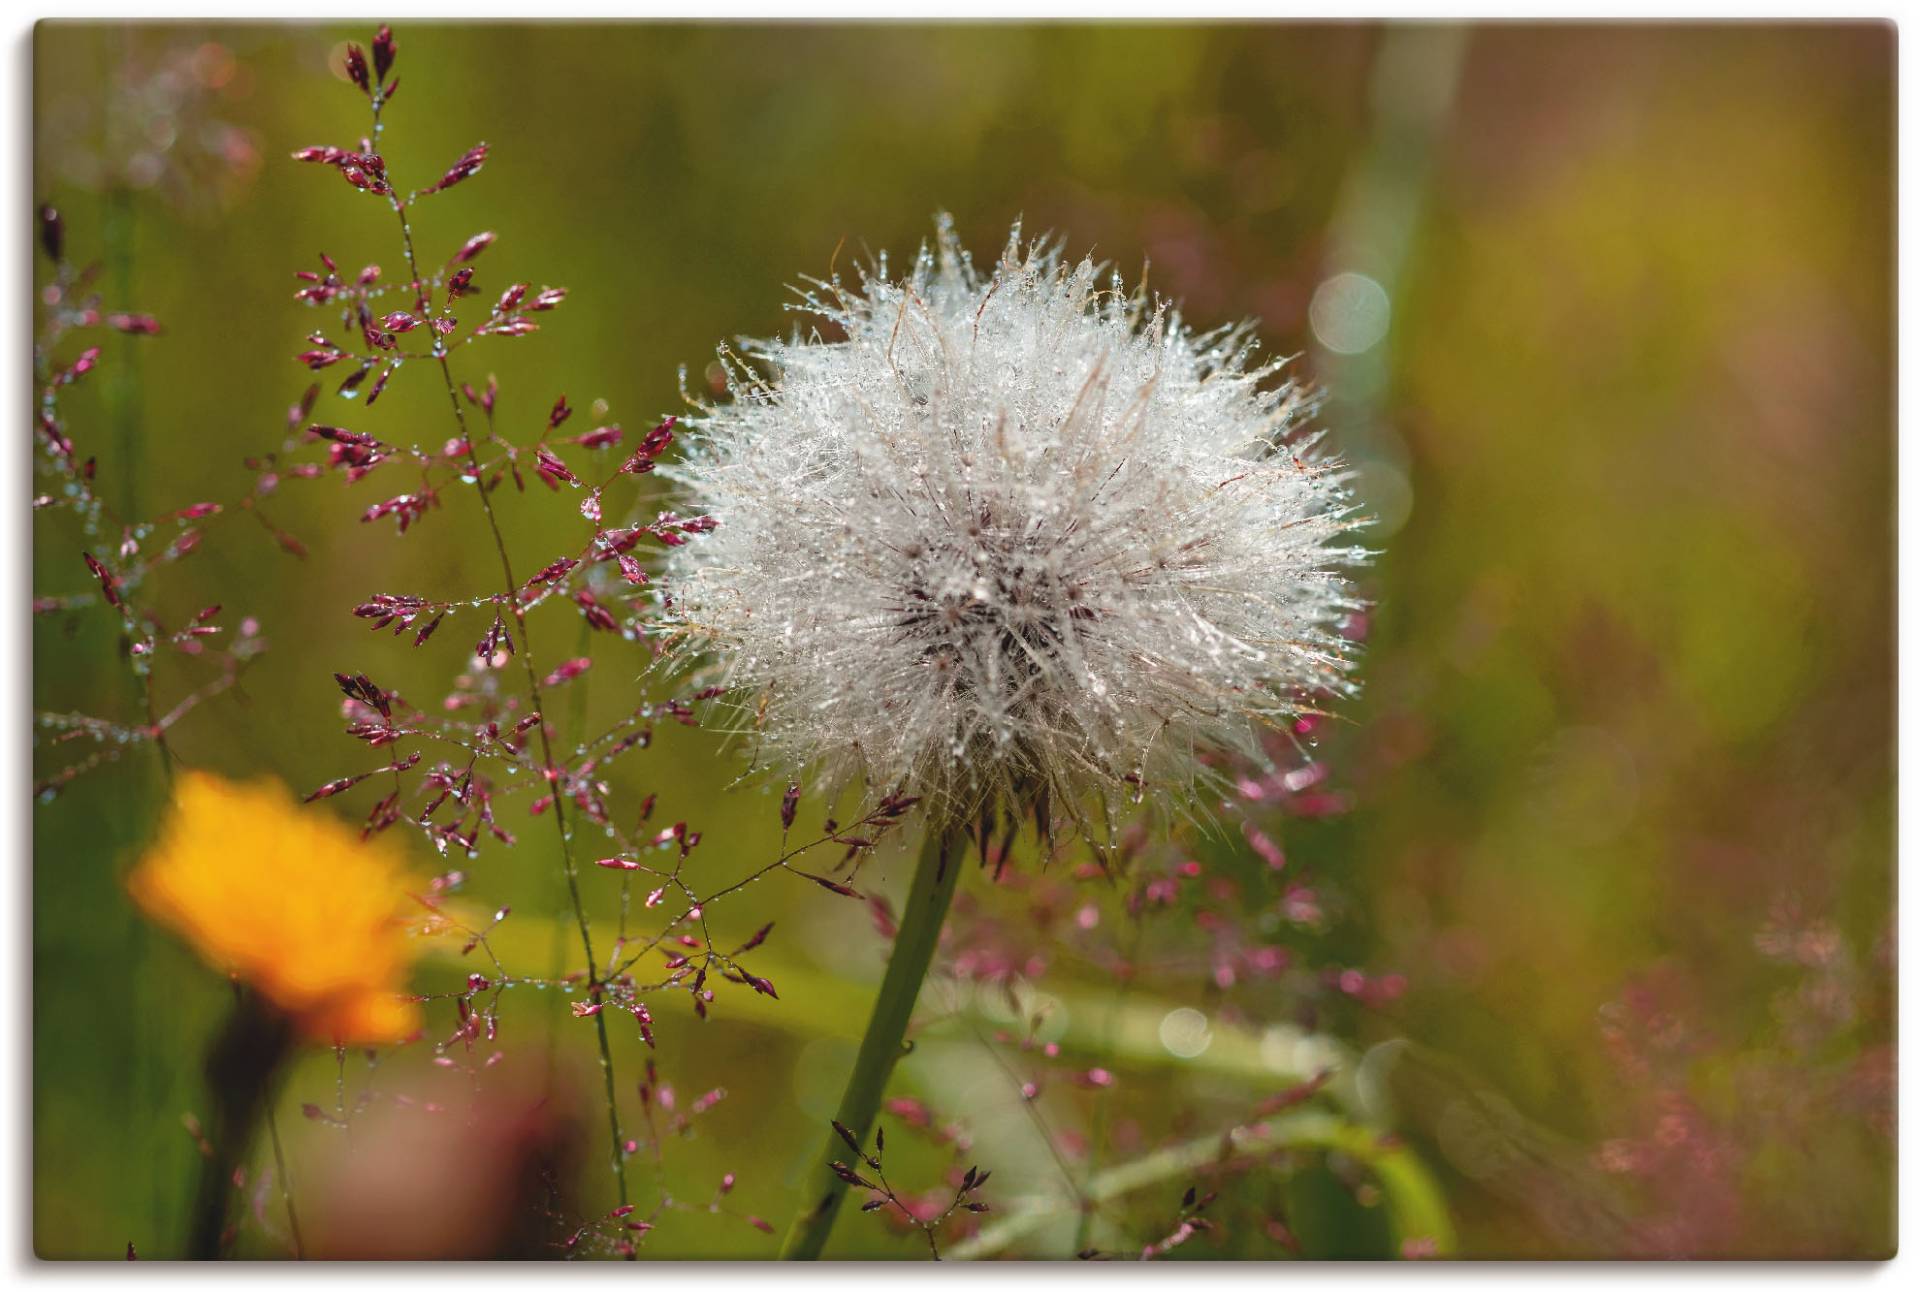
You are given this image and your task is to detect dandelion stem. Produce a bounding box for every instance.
[780,823,965,1260]
[386,181,629,1213]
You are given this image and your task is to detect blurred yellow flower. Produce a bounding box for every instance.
[128,771,424,1044]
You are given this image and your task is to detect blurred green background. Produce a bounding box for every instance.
[33,22,1893,1259]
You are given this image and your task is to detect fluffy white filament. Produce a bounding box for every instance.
[664,218,1367,817]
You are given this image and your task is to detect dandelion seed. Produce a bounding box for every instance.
[664,218,1366,815]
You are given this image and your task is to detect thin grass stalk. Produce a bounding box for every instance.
[263,1102,305,1258]
[375,90,629,1213]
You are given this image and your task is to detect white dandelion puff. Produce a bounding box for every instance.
[662,217,1369,819]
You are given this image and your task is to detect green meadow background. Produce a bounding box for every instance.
[32,22,1893,1259]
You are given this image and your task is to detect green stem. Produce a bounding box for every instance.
[947,1109,1456,1260]
[780,823,966,1260]
[103,183,140,519]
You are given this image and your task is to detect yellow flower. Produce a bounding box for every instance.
[128,771,424,1044]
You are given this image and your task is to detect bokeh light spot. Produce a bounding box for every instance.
[1309,271,1392,355]
[1158,1006,1212,1058]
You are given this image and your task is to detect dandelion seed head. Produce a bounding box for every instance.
[664,218,1368,818]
